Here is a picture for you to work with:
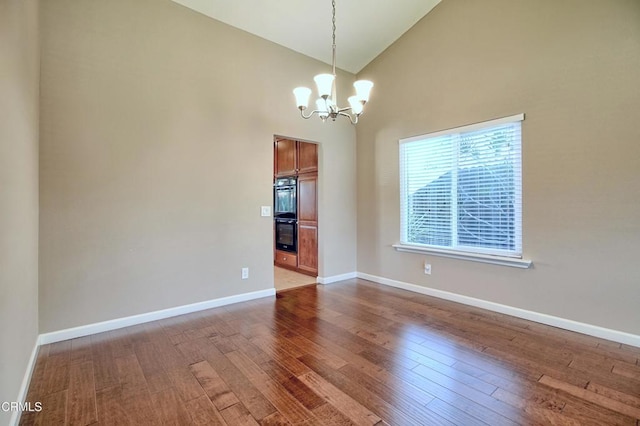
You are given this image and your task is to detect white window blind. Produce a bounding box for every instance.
[399,114,523,258]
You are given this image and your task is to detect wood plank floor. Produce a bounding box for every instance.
[274,266,316,292]
[20,279,640,425]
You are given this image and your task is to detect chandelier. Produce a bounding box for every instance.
[293,0,373,125]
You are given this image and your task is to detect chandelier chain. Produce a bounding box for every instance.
[331,0,336,48]
[330,0,337,78]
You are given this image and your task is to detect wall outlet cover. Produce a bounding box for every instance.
[424,263,432,275]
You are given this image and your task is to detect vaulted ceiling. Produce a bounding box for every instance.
[172,0,441,74]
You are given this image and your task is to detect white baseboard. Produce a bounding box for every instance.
[10,338,40,426]
[39,288,276,345]
[357,272,640,348]
[317,272,357,285]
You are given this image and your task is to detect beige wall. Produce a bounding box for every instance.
[0,0,40,422]
[356,0,640,334]
[39,0,357,333]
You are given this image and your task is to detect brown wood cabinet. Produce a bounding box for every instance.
[297,173,317,223]
[275,250,297,269]
[297,172,318,276]
[274,138,297,176]
[297,224,318,275]
[274,138,318,276]
[275,138,318,177]
[297,141,318,174]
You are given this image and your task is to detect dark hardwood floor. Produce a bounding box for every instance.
[19,279,640,425]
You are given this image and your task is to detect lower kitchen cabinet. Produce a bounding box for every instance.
[275,250,297,269]
[297,224,318,275]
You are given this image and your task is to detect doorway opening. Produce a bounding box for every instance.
[273,136,318,292]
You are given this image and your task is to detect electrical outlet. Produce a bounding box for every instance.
[261,206,271,217]
[241,267,249,279]
[424,262,432,275]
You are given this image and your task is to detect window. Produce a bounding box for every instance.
[399,114,524,259]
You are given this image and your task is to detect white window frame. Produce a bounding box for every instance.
[394,114,531,268]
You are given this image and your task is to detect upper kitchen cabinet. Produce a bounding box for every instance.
[274,138,318,177]
[275,138,297,177]
[297,141,318,175]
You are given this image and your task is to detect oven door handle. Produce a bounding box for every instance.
[276,219,297,224]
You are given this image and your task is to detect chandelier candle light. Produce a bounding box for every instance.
[293,0,373,125]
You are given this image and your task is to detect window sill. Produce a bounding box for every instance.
[392,244,532,269]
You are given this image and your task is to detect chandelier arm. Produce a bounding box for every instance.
[337,111,359,125]
[300,109,322,120]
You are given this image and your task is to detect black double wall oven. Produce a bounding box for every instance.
[274,177,297,252]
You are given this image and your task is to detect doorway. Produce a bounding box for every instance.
[273,137,318,292]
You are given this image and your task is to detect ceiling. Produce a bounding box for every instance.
[171,0,441,74]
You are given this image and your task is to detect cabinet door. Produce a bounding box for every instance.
[297,225,318,275]
[297,141,318,174]
[297,173,318,275]
[275,138,297,176]
[297,173,317,223]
